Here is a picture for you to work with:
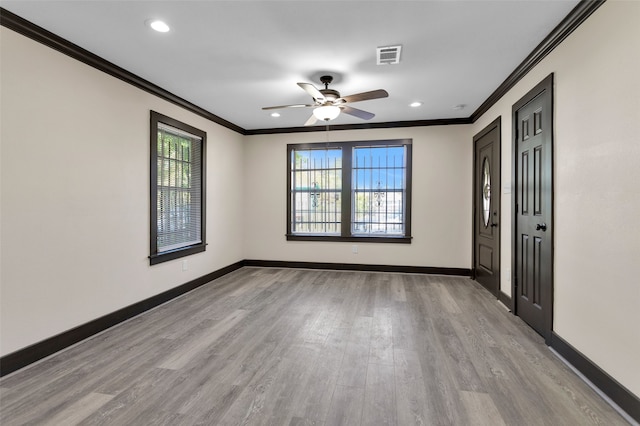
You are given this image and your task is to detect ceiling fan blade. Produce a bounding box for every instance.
[298,82,325,102]
[304,114,318,126]
[340,89,389,104]
[340,105,375,120]
[262,104,314,110]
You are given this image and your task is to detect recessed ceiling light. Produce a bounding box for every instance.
[270,112,281,118]
[148,20,170,33]
[409,102,423,108]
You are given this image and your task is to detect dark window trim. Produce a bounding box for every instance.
[150,111,207,265]
[286,139,412,243]
[285,235,412,244]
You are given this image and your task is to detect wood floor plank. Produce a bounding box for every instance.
[201,295,317,423]
[390,300,417,351]
[362,363,396,425]
[261,342,323,426]
[448,316,504,381]
[355,274,377,318]
[178,381,242,424]
[300,302,340,345]
[417,338,467,425]
[369,307,394,365]
[1,364,108,424]
[336,316,372,388]
[431,316,484,392]
[214,357,284,425]
[41,392,114,426]
[0,268,629,426]
[332,273,368,329]
[482,372,549,425]
[432,281,463,315]
[288,417,319,426]
[91,368,186,425]
[389,273,407,302]
[394,348,434,426]
[458,390,506,426]
[294,327,349,423]
[187,328,310,420]
[402,276,435,347]
[158,309,251,370]
[325,385,365,426]
[373,273,394,309]
[93,336,177,395]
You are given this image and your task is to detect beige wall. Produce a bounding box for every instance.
[470,0,640,397]
[1,0,638,402]
[243,126,472,268]
[0,28,245,356]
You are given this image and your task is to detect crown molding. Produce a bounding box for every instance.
[470,0,606,122]
[1,1,606,133]
[245,118,471,135]
[0,7,246,135]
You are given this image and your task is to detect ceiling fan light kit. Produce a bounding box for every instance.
[262,75,388,126]
[313,105,341,121]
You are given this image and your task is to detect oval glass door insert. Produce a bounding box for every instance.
[482,157,491,227]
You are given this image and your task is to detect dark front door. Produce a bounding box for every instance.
[513,74,554,342]
[473,118,501,296]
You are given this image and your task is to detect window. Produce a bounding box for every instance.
[290,147,342,235]
[287,139,412,243]
[150,111,206,265]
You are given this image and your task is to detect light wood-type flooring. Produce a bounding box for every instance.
[0,267,629,425]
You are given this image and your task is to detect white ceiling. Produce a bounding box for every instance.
[2,0,580,131]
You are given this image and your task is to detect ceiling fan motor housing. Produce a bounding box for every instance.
[320,89,340,102]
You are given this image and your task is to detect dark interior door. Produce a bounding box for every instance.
[513,74,553,342]
[473,118,501,296]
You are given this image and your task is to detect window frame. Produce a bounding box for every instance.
[149,111,207,265]
[287,139,412,243]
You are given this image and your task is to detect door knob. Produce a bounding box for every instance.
[536,223,547,231]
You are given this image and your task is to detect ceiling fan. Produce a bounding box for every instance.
[262,75,389,126]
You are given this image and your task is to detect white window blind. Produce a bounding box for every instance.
[156,122,203,253]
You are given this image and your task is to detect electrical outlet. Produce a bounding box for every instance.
[352,245,358,254]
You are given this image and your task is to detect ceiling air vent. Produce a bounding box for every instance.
[377,45,402,65]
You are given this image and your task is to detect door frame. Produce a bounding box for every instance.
[472,116,501,298]
[511,73,554,343]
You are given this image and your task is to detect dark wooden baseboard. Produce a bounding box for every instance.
[0,260,245,377]
[498,291,512,311]
[550,332,640,423]
[244,259,472,277]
